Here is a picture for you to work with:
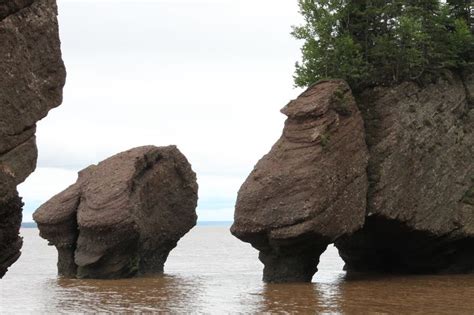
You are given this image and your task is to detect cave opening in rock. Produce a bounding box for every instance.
[336,216,474,275]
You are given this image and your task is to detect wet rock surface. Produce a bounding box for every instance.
[34,146,198,279]
[0,0,65,278]
[231,80,369,282]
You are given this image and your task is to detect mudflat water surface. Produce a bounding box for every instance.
[2,227,474,314]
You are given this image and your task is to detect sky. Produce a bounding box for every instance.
[18,0,305,222]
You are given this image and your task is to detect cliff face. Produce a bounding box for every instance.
[232,70,474,282]
[0,0,66,278]
[336,71,474,273]
[34,146,198,279]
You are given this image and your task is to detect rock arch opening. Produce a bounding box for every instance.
[312,245,345,282]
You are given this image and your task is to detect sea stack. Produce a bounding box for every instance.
[232,70,474,282]
[0,0,66,278]
[231,80,369,282]
[34,146,198,279]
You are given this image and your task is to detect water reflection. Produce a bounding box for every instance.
[258,283,332,313]
[257,271,345,314]
[255,272,474,314]
[49,275,206,313]
[336,273,474,314]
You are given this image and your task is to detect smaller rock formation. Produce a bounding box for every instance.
[231,80,369,282]
[34,146,198,279]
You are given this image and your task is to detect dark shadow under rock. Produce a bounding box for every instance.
[34,145,198,279]
[336,216,474,274]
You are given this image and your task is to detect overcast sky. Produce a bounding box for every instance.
[19,0,304,222]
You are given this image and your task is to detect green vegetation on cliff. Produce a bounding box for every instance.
[293,0,474,89]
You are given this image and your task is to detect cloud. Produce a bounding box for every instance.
[18,168,78,221]
[21,0,304,222]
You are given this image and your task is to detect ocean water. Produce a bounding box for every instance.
[2,227,474,314]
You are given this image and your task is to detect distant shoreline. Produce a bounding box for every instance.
[21,221,233,228]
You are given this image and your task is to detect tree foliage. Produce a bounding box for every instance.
[293,0,474,89]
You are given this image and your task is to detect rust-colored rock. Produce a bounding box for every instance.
[231,80,369,282]
[0,0,65,278]
[34,146,198,279]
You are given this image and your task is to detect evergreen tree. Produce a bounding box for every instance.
[293,0,474,89]
[292,0,369,87]
[447,0,473,31]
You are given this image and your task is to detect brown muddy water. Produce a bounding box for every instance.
[2,227,474,314]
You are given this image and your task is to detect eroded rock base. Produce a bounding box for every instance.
[260,243,327,283]
[57,247,77,277]
[0,193,23,278]
[337,216,474,274]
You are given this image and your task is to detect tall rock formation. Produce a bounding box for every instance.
[0,0,66,278]
[231,80,369,282]
[232,71,474,282]
[34,146,198,279]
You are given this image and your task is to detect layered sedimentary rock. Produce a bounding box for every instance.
[336,71,474,274]
[233,71,474,282]
[34,146,198,279]
[231,80,369,282]
[0,0,65,278]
